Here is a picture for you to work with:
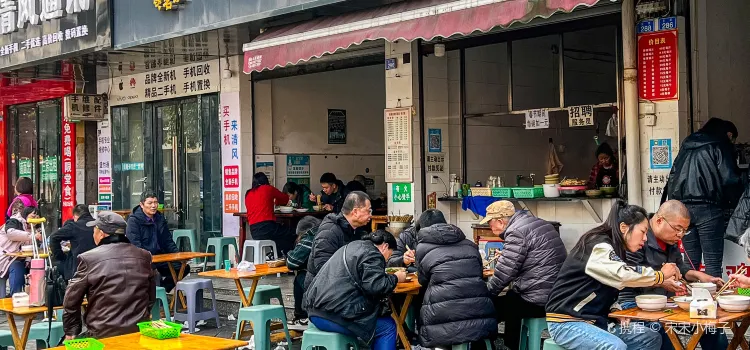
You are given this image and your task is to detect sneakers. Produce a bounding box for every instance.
[287,317,309,330]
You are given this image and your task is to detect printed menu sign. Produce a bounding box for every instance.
[327,109,346,145]
[62,121,76,221]
[220,92,241,237]
[97,119,112,208]
[384,107,412,183]
[638,30,678,101]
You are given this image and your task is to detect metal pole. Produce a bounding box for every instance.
[622,0,642,206]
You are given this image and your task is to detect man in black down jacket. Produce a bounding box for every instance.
[665,118,743,277]
[303,231,406,348]
[49,205,97,280]
[482,201,567,350]
[305,191,371,288]
[126,191,182,292]
[415,210,496,348]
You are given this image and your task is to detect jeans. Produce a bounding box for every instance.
[682,203,725,277]
[548,321,661,350]
[310,316,396,350]
[492,291,546,350]
[293,271,307,319]
[0,260,26,298]
[619,301,727,350]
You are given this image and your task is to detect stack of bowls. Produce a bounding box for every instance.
[544,174,560,184]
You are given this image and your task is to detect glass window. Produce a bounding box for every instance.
[111,104,145,211]
[511,35,560,110]
[563,27,617,106]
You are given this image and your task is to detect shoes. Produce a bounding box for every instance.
[287,317,309,330]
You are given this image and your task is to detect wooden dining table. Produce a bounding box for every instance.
[0,298,87,350]
[153,252,215,309]
[233,210,330,256]
[47,332,248,350]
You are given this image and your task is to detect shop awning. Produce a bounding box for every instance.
[243,0,612,73]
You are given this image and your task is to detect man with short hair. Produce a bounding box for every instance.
[308,173,348,213]
[49,204,97,280]
[126,191,181,291]
[483,200,567,350]
[619,200,727,349]
[64,211,155,340]
[305,191,371,287]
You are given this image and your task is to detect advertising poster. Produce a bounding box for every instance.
[220,92,242,236]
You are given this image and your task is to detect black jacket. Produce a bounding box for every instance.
[415,224,496,347]
[320,180,349,214]
[305,213,363,287]
[386,226,417,267]
[727,184,750,245]
[303,240,398,344]
[488,212,567,306]
[49,213,97,280]
[126,207,178,257]
[666,131,743,209]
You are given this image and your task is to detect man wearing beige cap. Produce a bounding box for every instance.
[482,201,567,350]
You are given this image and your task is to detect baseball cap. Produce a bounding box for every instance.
[479,200,516,225]
[86,211,127,235]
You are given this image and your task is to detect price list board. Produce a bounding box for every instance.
[638,30,678,101]
[384,107,413,183]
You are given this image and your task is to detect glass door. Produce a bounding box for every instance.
[155,103,179,228]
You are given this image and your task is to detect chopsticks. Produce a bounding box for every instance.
[483,249,502,268]
[679,278,692,294]
[716,266,747,296]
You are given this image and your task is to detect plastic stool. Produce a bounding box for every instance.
[235,304,292,349]
[0,329,12,349]
[152,286,172,321]
[203,237,238,270]
[28,310,64,348]
[520,318,548,350]
[173,278,220,333]
[452,339,492,350]
[242,285,285,308]
[241,240,278,264]
[173,229,199,264]
[301,323,359,350]
[543,338,566,350]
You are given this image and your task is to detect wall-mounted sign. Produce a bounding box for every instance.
[392,183,412,203]
[524,109,549,130]
[426,153,445,173]
[64,94,107,122]
[428,128,441,152]
[220,92,242,237]
[649,138,672,170]
[568,105,594,127]
[327,109,346,145]
[385,58,397,70]
[637,16,677,34]
[61,121,76,221]
[154,0,188,11]
[255,155,275,188]
[97,118,112,206]
[287,155,310,177]
[385,107,412,183]
[638,29,678,101]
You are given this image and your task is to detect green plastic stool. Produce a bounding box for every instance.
[28,310,64,348]
[204,237,238,270]
[301,323,359,350]
[173,229,199,264]
[452,339,492,350]
[543,338,566,350]
[520,318,548,350]
[235,305,292,349]
[242,285,285,308]
[0,329,12,349]
[152,286,172,321]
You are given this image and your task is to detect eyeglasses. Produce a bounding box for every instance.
[659,216,688,236]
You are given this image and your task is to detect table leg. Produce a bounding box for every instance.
[664,325,685,350]
[238,217,247,257]
[390,294,414,350]
[7,313,34,350]
[237,278,260,339]
[167,261,188,310]
[728,318,750,350]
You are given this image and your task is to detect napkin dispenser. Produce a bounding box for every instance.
[12,292,29,308]
[690,288,717,319]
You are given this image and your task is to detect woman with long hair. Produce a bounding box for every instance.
[244,172,296,256]
[546,200,681,350]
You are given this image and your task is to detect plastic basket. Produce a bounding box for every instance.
[738,288,750,296]
[138,320,183,339]
[491,188,513,198]
[64,338,104,350]
[512,187,544,199]
[469,188,492,197]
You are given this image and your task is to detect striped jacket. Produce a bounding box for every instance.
[286,227,317,271]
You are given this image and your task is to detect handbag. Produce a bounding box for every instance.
[342,245,392,317]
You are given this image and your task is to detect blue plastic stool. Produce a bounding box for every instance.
[173,278,221,333]
[152,286,172,321]
[543,338,566,350]
[520,318,548,350]
[28,310,64,348]
[301,323,359,350]
[235,305,292,349]
[452,340,493,350]
[203,237,238,270]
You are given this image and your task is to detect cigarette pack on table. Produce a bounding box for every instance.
[690,288,717,319]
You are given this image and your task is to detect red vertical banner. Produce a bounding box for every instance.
[637,29,678,101]
[61,120,76,221]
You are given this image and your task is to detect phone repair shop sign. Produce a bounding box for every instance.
[64,94,107,122]
[0,0,111,70]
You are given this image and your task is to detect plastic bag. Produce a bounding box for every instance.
[237,261,256,272]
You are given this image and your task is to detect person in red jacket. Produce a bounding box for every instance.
[244,172,296,256]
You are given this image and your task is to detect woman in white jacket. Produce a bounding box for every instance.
[0,203,41,297]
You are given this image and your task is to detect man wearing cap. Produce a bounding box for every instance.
[482,200,567,350]
[63,211,155,340]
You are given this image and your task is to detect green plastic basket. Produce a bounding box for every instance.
[64,338,104,350]
[491,188,513,198]
[138,320,183,339]
[512,187,544,199]
[738,288,750,296]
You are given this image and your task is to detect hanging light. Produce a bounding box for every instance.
[434,42,446,57]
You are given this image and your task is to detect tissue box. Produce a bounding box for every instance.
[12,292,29,308]
[690,287,717,319]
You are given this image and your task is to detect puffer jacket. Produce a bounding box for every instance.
[0,213,33,278]
[303,240,398,344]
[305,213,364,287]
[387,226,417,267]
[666,131,743,209]
[488,211,567,306]
[126,206,178,256]
[416,224,496,347]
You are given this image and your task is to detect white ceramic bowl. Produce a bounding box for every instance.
[21,245,33,252]
[718,295,750,312]
[674,296,692,311]
[543,184,560,198]
[277,206,294,213]
[294,208,309,212]
[636,295,668,311]
[691,282,717,294]
[312,205,322,211]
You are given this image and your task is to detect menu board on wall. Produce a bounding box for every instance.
[327,109,346,145]
[384,107,413,183]
[220,92,241,237]
[638,30,678,101]
[97,119,113,208]
[62,121,76,221]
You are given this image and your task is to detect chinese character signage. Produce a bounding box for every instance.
[61,120,76,221]
[568,105,594,127]
[638,29,678,101]
[153,0,188,11]
[286,155,310,178]
[327,109,346,145]
[220,92,241,236]
[64,93,107,122]
[384,107,412,183]
[643,171,668,198]
[107,59,220,106]
[0,0,109,70]
[426,154,445,173]
[524,109,549,130]
[392,183,412,203]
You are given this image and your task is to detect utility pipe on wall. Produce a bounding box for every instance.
[622,0,642,206]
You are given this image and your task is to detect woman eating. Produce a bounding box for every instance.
[244,172,296,256]
[588,142,619,189]
[546,201,681,350]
